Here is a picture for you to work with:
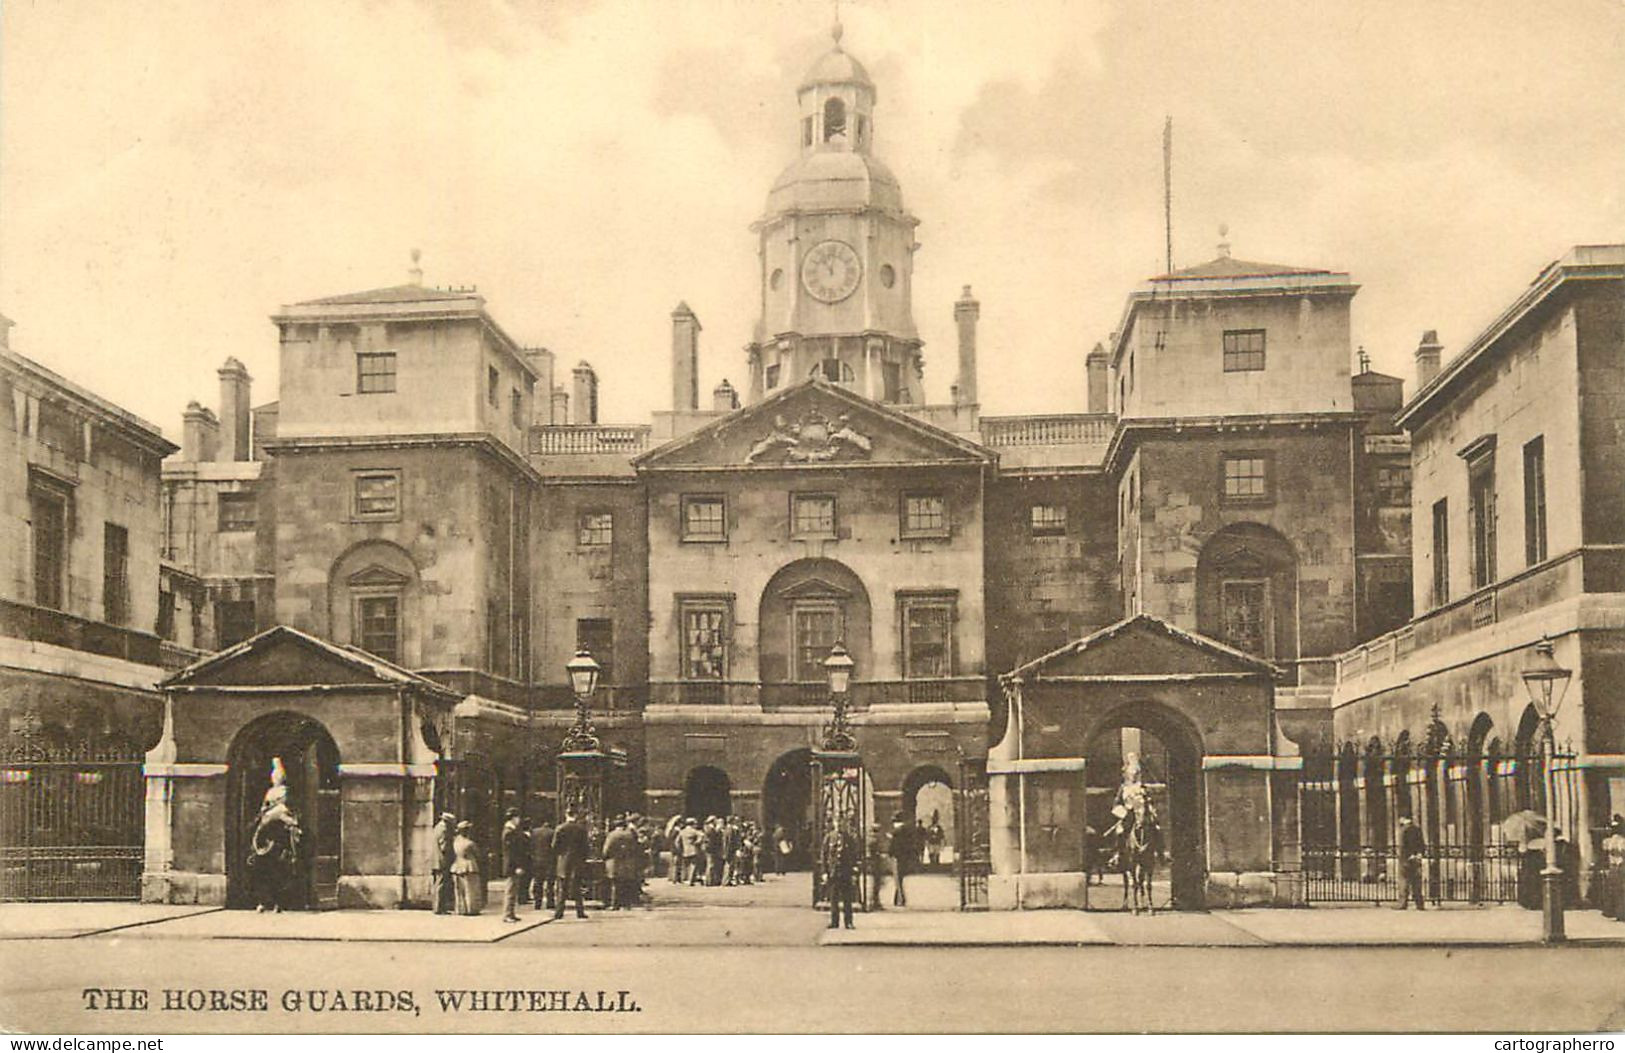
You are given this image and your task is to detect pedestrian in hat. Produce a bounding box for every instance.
[529,810,556,911]
[431,811,457,914]
[500,808,528,922]
[603,816,639,910]
[550,807,590,920]
[451,821,485,915]
[1601,815,1625,922]
[1397,816,1426,910]
[888,812,914,907]
[678,817,704,885]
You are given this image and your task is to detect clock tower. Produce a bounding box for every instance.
[746,21,924,406]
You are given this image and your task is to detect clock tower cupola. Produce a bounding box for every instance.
[747,20,923,406]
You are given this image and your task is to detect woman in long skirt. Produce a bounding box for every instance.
[451,821,485,915]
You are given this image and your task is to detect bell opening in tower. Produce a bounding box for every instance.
[823,98,847,142]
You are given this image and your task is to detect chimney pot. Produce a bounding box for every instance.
[1085,342,1109,414]
[1415,329,1443,389]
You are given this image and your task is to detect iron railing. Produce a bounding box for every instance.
[1,734,145,902]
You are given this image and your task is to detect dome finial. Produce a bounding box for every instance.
[831,0,844,46]
[1217,223,1232,259]
[409,247,424,285]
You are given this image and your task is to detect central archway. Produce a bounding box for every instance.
[684,765,732,821]
[225,711,341,910]
[1083,701,1206,911]
[762,749,815,868]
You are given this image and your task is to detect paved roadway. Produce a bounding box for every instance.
[2,875,1621,1034]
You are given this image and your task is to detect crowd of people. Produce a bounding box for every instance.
[430,807,669,921]
[666,815,792,887]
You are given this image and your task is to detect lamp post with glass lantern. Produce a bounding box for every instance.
[556,648,622,832]
[1521,636,1573,944]
[811,643,866,910]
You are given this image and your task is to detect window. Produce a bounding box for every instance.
[1222,329,1266,372]
[882,361,903,403]
[765,364,781,390]
[1469,454,1496,589]
[578,511,614,547]
[1221,455,1270,501]
[1220,579,1270,657]
[157,590,177,641]
[576,618,614,687]
[680,598,732,680]
[901,595,955,679]
[357,595,400,664]
[1377,465,1411,507]
[1523,437,1547,566]
[510,388,523,428]
[901,492,948,539]
[29,480,67,610]
[356,352,396,394]
[791,494,836,539]
[1431,499,1450,607]
[855,114,867,148]
[217,492,257,532]
[487,366,500,407]
[103,523,129,626]
[681,495,726,542]
[823,97,846,141]
[1029,504,1067,537]
[217,600,256,648]
[793,601,844,681]
[812,358,855,385]
[36,401,82,458]
[352,470,401,520]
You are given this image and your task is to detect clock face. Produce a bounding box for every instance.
[800,240,862,303]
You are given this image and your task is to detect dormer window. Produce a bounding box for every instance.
[823,98,846,141]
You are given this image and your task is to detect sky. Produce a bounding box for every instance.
[2,0,1622,440]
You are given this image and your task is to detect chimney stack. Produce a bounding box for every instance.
[524,347,556,424]
[181,401,220,462]
[954,285,980,406]
[551,386,570,425]
[672,302,701,412]
[0,313,13,350]
[1415,330,1443,389]
[217,357,252,462]
[1085,343,1109,414]
[571,362,599,425]
[712,379,739,413]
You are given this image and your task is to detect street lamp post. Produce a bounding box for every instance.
[811,643,866,910]
[557,647,622,831]
[1521,636,1573,945]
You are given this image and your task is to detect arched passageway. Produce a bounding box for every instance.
[762,749,814,868]
[1083,703,1206,910]
[225,711,341,910]
[901,765,954,870]
[685,765,733,821]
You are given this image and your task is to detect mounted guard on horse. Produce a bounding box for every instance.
[1101,753,1163,913]
[246,756,303,912]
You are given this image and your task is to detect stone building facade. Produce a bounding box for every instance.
[124,25,1423,910]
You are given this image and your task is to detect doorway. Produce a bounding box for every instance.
[225,712,341,910]
[901,765,955,870]
[762,749,814,868]
[684,765,732,821]
[1083,705,1205,910]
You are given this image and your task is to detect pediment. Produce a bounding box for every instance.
[347,564,411,588]
[778,576,853,600]
[1007,614,1277,680]
[161,625,456,697]
[635,379,993,471]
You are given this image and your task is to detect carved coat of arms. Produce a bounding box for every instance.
[746,410,873,464]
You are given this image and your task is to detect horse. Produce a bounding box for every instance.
[1115,806,1163,915]
[246,801,302,912]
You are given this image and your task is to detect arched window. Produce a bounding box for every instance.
[823,97,847,141]
[1196,523,1297,660]
[811,358,855,385]
[328,540,419,667]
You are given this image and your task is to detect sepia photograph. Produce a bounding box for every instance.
[1,0,1624,1037]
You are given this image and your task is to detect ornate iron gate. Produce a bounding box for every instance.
[810,749,868,910]
[0,732,145,901]
[1295,735,1583,906]
[956,757,990,911]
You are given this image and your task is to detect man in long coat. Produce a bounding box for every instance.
[500,808,529,922]
[823,826,858,930]
[1397,815,1426,910]
[432,811,457,914]
[602,817,640,910]
[551,808,591,920]
[529,814,556,911]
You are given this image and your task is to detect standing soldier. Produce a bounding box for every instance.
[432,811,457,915]
[823,826,858,930]
[1397,815,1426,910]
[500,808,528,923]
